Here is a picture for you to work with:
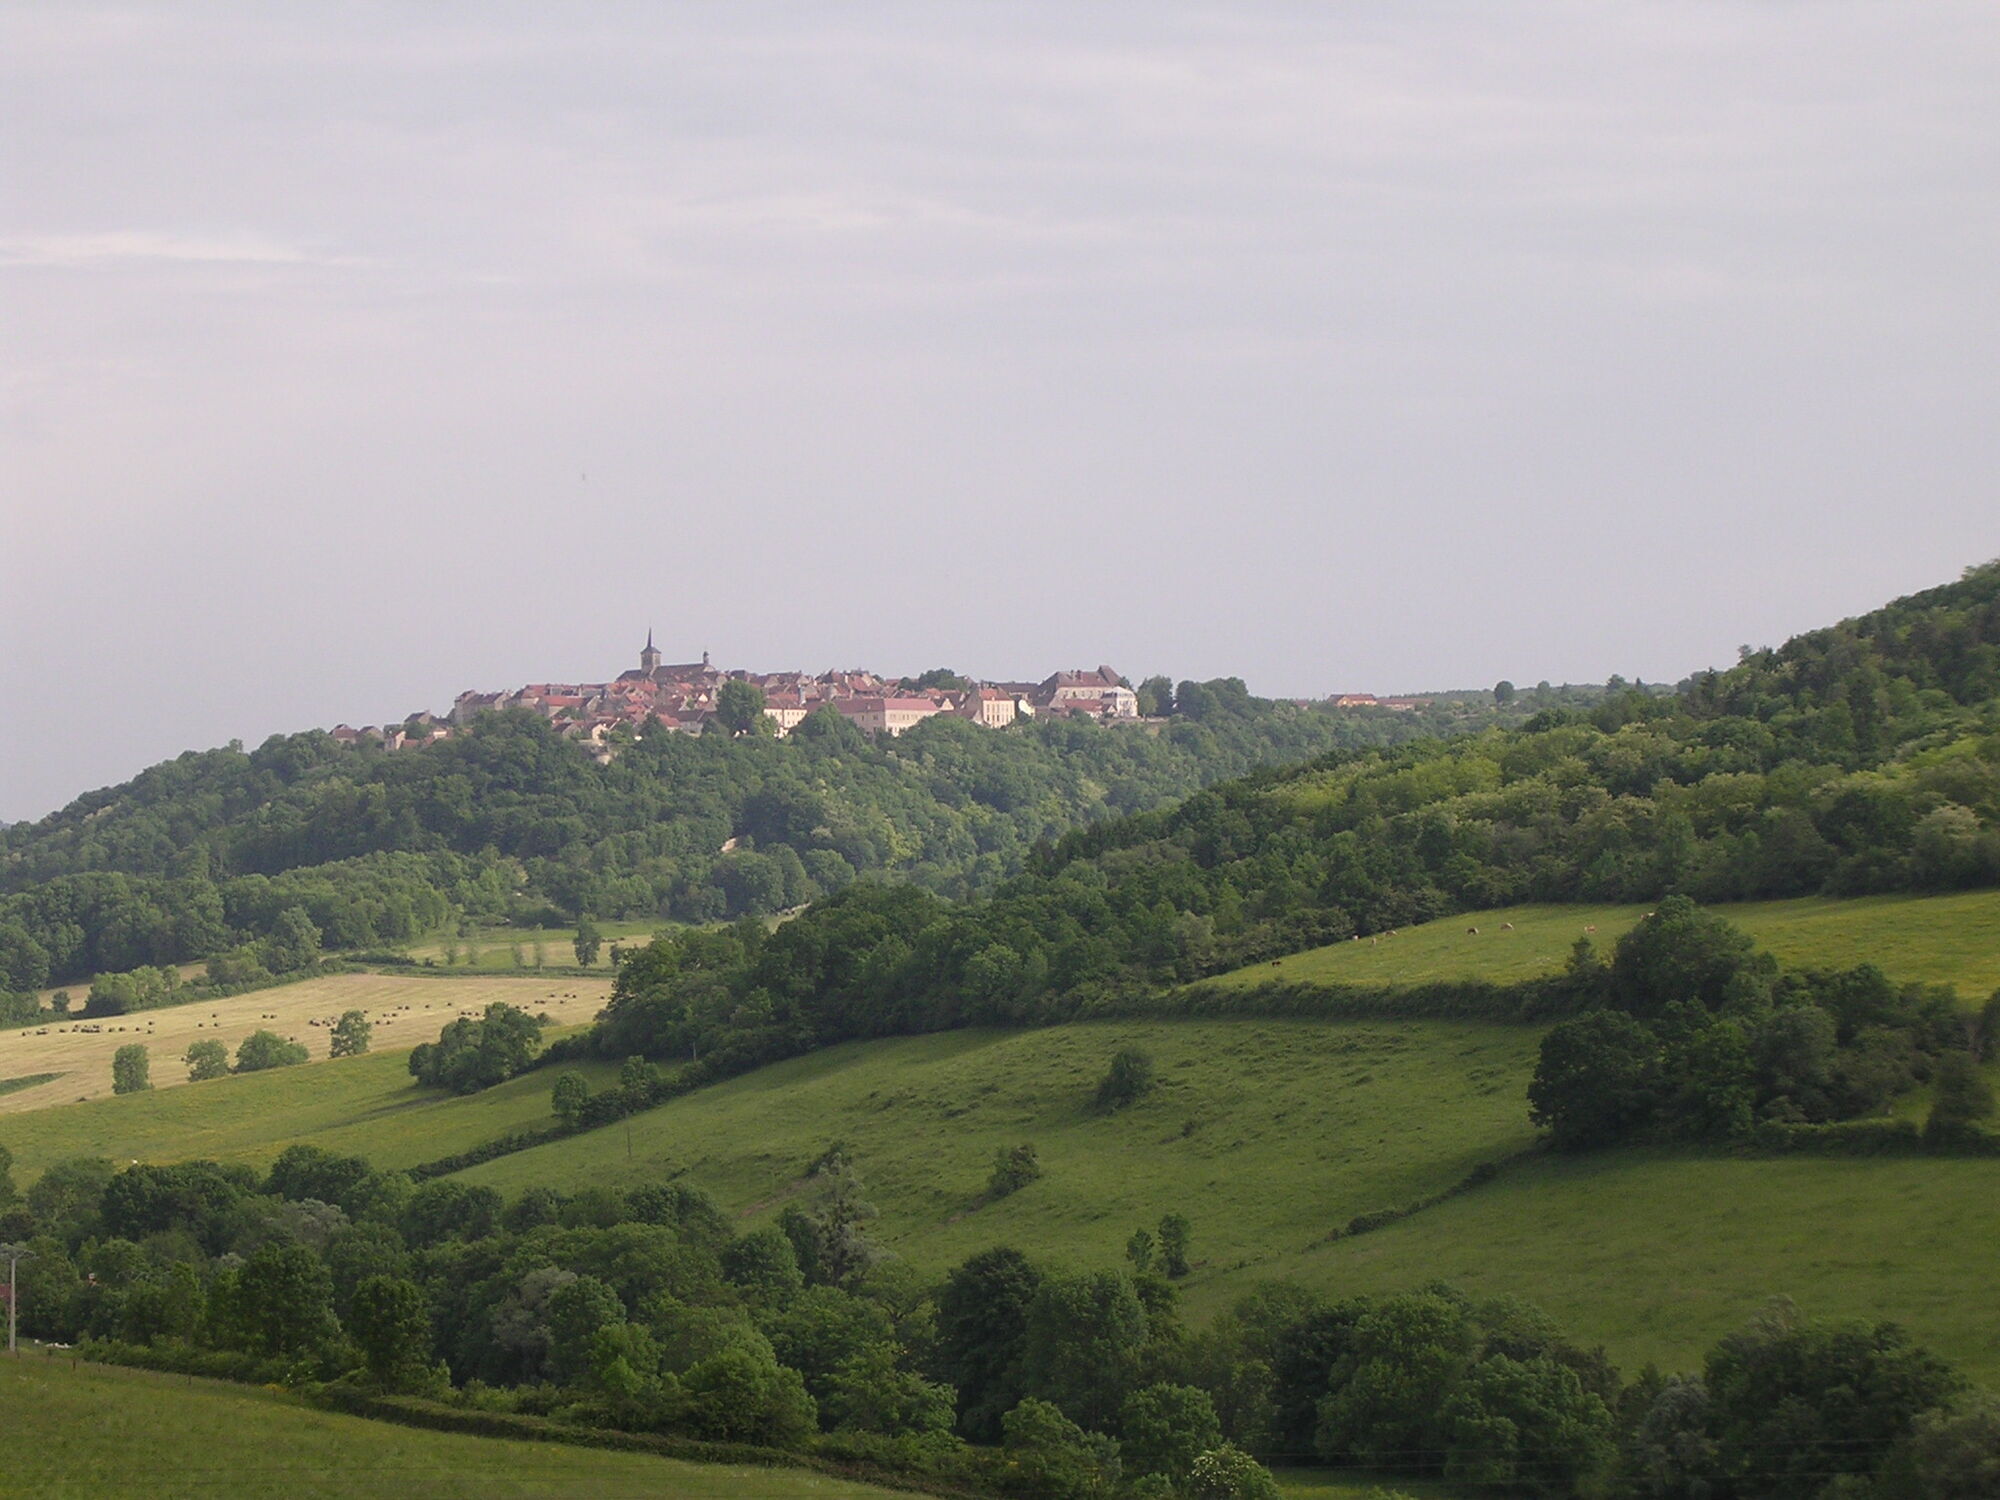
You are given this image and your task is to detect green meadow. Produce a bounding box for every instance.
[1300,1148,2000,1384]
[1203,889,2000,999]
[0,1356,904,1500]
[442,1017,2000,1384]
[398,916,665,970]
[0,1035,621,1182]
[454,1020,1542,1290]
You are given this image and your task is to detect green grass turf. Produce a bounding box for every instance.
[457,1020,1543,1295]
[0,1354,903,1500]
[1202,889,2000,999]
[400,918,664,969]
[0,1038,621,1184]
[1274,1472,1470,1499]
[1300,1148,2000,1384]
[0,1071,61,1098]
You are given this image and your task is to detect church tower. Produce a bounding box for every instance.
[640,629,662,675]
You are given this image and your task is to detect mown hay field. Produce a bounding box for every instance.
[1,1355,905,1500]
[1201,889,2000,999]
[0,970,611,1116]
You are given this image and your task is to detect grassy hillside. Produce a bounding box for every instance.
[1,1356,904,1500]
[0,971,611,1116]
[399,917,662,968]
[1304,1149,2000,1385]
[441,1016,2000,1385]
[1202,889,2000,999]
[458,1020,1542,1284]
[0,1036,620,1182]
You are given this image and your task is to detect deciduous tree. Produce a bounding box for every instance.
[111,1043,150,1094]
[329,1009,372,1058]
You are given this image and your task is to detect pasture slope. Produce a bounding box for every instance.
[0,1355,906,1500]
[459,1019,1542,1278]
[444,1016,2000,1384]
[0,971,612,1116]
[0,1030,622,1183]
[1202,888,2000,998]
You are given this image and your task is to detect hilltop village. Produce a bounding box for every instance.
[333,635,1135,756]
[326,634,1443,757]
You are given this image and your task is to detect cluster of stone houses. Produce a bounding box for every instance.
[331,638,1143,759]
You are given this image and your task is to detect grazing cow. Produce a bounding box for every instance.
[1584,924,1597,933]
[1467,927,1480,936]
[1502,922,1515,931]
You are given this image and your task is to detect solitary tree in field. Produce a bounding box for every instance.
[112,1043,151,1094]
[574,915,603,967]
[329,1009,372,1058]
[1095,1048,1156,1112]
[988,1143,1043,1198]
[235,1030,310,1073]
[184,1039,229,1081]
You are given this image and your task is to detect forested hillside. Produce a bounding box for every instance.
[0,682,1548,990]
[578,563,2000,1072]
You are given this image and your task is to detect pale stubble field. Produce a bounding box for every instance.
[0,972,613,1114]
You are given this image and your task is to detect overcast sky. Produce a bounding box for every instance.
[4,3,1997,824]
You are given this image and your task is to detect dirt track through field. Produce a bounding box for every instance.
[0,972,613,1115]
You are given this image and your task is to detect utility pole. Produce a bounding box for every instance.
[0,1243,30,1355]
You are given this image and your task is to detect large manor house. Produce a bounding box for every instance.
[332,636,1141,756]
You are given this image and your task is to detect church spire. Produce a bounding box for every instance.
[640,629,662,674]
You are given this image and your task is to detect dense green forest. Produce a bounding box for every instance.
[0,680,1581,991]
[1,1143,1989,1498]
